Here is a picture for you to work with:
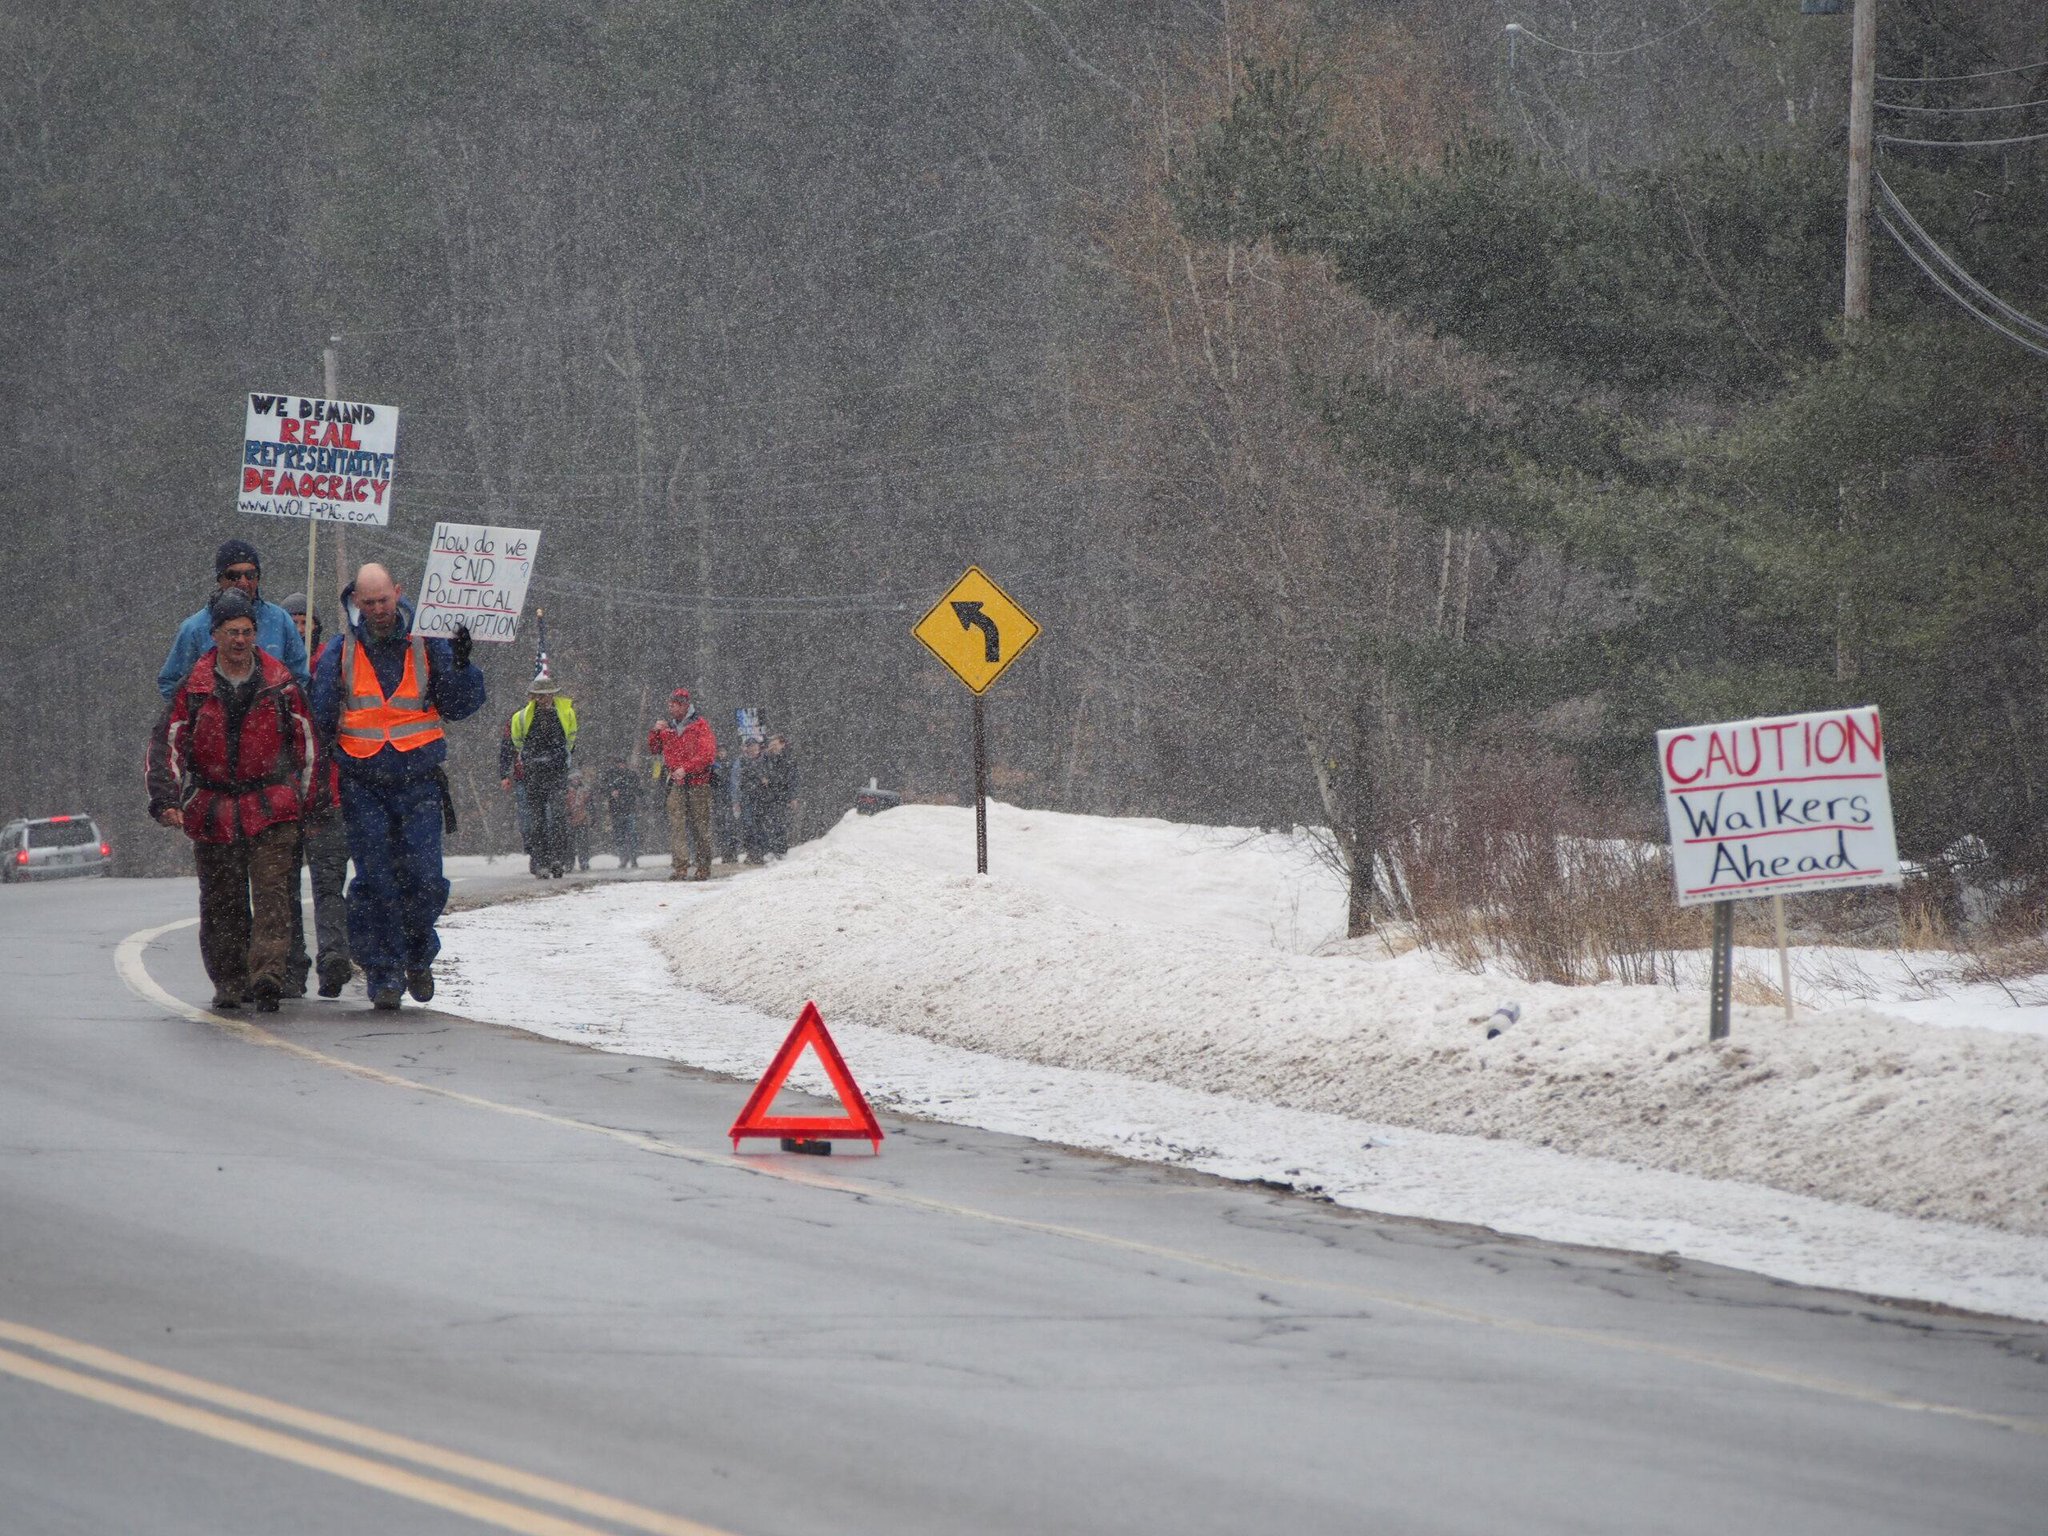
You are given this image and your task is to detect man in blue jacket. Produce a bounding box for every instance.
[310,562,486,1011]
[158,539,309,700]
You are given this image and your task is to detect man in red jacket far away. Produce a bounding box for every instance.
[647,687,716,881]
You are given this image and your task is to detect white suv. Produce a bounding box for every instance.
[1,815,113,882]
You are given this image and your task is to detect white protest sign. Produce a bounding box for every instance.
[414,523,541,642]
[239,392,398,525]
[1657,705,1901,907]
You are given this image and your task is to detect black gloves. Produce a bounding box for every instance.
[451,624,473,670]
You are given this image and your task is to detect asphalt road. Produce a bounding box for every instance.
[3,875,2045,1536]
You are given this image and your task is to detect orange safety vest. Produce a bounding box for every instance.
[337,633,446,758]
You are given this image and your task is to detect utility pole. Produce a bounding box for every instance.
[1842,0,1878,323]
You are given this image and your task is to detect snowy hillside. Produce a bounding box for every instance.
[437,803,2048,1320]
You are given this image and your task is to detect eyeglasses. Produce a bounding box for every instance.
[220,567,259,582]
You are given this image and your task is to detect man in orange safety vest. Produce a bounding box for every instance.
[310,563,487,1011]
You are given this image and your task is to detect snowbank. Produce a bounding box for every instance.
[651,804,2048,1239]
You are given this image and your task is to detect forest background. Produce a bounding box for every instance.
[4,0,2043,945]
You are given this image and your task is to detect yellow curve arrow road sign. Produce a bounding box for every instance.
[912,566,1041,694]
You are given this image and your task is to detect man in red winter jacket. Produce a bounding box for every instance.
[647,687,716,881]
[147,588,317,1011]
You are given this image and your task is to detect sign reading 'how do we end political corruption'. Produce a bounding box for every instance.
[240,393,398,525]
[1657,706,1901,907]
[413,523,542,643]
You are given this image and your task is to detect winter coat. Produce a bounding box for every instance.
[309,595,486,786]
[511,698,578,778]
[148,650,316,844]
[762,747,799,804]
[647,712,716,787]
[157,595,309,701]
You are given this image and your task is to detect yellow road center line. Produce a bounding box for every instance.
[0,1343,723,1536]
[115,918,2048,1439]
[0,1319,734,1536]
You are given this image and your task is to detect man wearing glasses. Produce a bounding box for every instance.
[156,539,310,701]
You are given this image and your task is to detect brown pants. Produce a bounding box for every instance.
[666,781,713,879]
[193,823,300,998]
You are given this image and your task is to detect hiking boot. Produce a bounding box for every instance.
[211,988,244,1011]
[370,987,404,1012]
[251,979,281,1014]
[406,967,435,1004]
[317,960,352,998]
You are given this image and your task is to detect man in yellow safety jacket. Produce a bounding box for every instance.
[504,671,578,878]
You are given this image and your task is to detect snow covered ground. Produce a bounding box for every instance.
[435,804,2048,1322]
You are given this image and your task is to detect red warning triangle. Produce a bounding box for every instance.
[728,1001,883,1152]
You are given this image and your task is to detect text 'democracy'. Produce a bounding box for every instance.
[239,393,399,525]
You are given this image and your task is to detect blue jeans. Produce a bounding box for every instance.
[340,774,449,989]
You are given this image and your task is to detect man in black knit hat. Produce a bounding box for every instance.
[156,538,309,701]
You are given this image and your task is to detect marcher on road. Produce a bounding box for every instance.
[281,593,354,998]
[146,588,317,1012]
[158,539,309,701]
[759,732,801,858]
[710,743,740,865]
[504,668,577,878]
[566,767,593,871]
[599,754,643,869]
[737,736,768,863]
[647,687,716,881]
[310,563,485,1011]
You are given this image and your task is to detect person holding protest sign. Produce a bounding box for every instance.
[157,539,309,701]
[280,593,353,999]
[310,563,485,1012]
[146,588,318,1012]
[648,688,716,881]
[505,668,577,878]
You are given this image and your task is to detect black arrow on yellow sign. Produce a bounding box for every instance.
[951,600,1000,663]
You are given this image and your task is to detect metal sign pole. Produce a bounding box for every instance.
[1709,900,1734,1041]
[1772,893,1795,1020]
[972,694,988,875]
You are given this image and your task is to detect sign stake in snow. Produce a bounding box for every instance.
[1657,706,1901,1039]
[729,1001,883,1154]
[912,567,1042,875]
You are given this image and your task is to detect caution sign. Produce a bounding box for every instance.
[912,566,1041,695]
[729,1002,883,1153]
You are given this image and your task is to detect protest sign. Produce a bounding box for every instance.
[1657,706,1901,907]
[414,523,541,642]
[240,393,398,525]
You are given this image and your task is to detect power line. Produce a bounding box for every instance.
[1502,6,1719,61]
[1878,59,2048,84]
[1873,175,2048,362]
[1876,97,2048,116]
[1876,129,2048,149]
[1874,173,2048,345]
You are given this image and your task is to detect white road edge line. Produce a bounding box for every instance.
[114,916,2048,1439]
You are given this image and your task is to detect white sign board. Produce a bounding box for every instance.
[1657,706,1901,907]
[413,522,541,642]
[239,392,398,525]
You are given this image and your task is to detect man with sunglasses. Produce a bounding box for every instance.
[157,539,309,702]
